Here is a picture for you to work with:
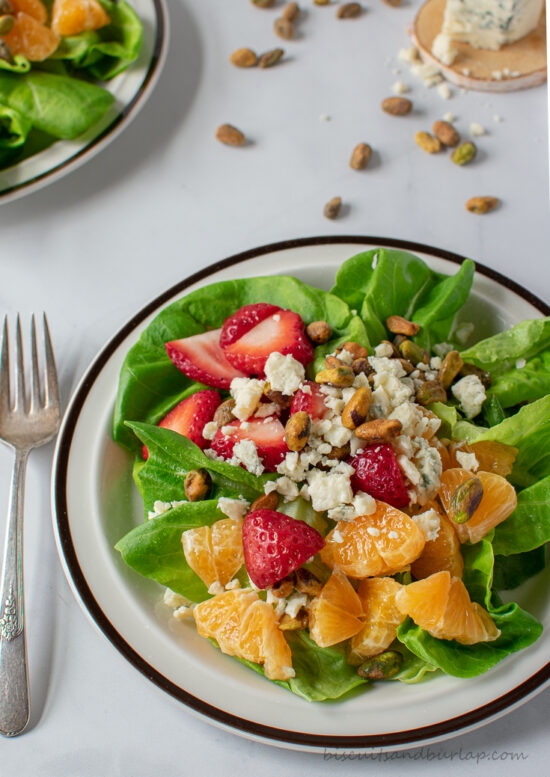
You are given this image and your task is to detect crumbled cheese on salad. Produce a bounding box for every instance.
[202,421,218,440]
[452,374,486,419]
[264,352,305,395]
[148,500,186,520]
[456,450,479,472]
[217,497,250,521]
[230,439,265,476]
[230,377,265,420]
[411,508,441,542]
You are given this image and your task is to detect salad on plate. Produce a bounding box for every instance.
[113,248,550,702]
[0,0,142,170]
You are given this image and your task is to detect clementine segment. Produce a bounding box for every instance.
[438,468,517,544]
[3,12,59,60]
[182,517,244,588]
[51,0,111,36]
[308,569,364,648]
[468,440,518,477]
[10,0,47,23]
[411,508,464,580]
[320,501,425,578]
[193,588,293,680]
[348,577,405,664]
[395,570,500,645]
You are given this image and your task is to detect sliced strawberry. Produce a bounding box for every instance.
[220,303,281,348]
[223,309,314,376]
[242,509,325,589]
[142,389,220,460]
[348,443,409,509]
[210,416,287,472]
[290,381,329,420]
[165,328,247,389]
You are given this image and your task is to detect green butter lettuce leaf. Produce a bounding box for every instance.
[460,318,550,407]
[492,475,550,556]
[330,248,475,351]
[488,352,550,409]
[493,547,546,590]
[113,276,366,450]
[52,0,143,80]
[115,500,224,602]
[460,318,550,375]
[0,54,31,74]
[0,104,32,148]
[413,260,475,351]
[454,395,550,488]
[127,422,270,512]
[0,70,114,139]
[389,643,439,684]
[238,631,368,702]
[397,537,543,677]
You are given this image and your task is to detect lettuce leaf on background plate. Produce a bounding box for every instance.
[397,538,543,677]
[113,276,368,451]
[50,0,143,80]
[330,248,475,352]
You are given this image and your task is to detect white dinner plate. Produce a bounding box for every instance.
[0,0,168,204]
[51,237,550,753]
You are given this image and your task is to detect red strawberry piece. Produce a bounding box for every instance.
[290,381,329,420]
[165,328,247,389]
[348,443,409,509]
[242,509,325,589]
[219,303,282,348]
[210,416,287,472]
[223,309,314,376]
[142,389,220,460]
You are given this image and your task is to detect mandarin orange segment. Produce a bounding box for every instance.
[395,570,500,645]
[431,437,452,471]
[3,12,59,60]
[348,577,405,664]
[182,517,244,588]
[51,0,111,36]
[411,509,464,580]
[438,468,517,544]
[320,501,425,579]
[308,571,365,648]
[10,0,47,23]
[193,588,294,680]
[468,440,518,477]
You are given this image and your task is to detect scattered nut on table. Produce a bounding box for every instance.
[323,196,342,219]
[415,131,441,153]
[349,142,372,170]
[229,48,257,68]
[381,97,412,115]
[466,196,499,214]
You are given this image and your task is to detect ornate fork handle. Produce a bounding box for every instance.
[0,448,30,737]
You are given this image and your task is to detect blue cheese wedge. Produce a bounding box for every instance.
[441,0,544,51]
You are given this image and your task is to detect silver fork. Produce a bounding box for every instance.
[0,315,60,737]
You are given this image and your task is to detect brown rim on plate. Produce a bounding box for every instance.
[52,236,550,750]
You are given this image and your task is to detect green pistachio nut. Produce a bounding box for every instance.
[449,477,484,524]
[0,14,14,35]
[438,350,464,389]
[399,339,428,365]
[416,379,447,406]
[459,362,492,388]
[451,141,477,166]
[357,651,403,681]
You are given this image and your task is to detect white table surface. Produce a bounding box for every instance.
[0,0,549,773]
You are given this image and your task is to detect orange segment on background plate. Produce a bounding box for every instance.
[51,0,111,36]
[395,570,500,645]
[182,517,244,589]
[3,12,59,61]
[193,588,293,680]
[438,468,517,544]
[308,569,364,648]
[10,0,47,23]
[348,577,405,665]
[320,501,425,578]
[411,505,464,580]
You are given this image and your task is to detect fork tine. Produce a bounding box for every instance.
[0,316,10,411]
[30,314,41,412]
[43,313,59,409]
[14,314,26,412]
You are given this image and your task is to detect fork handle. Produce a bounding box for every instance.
[0,449,29,737]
